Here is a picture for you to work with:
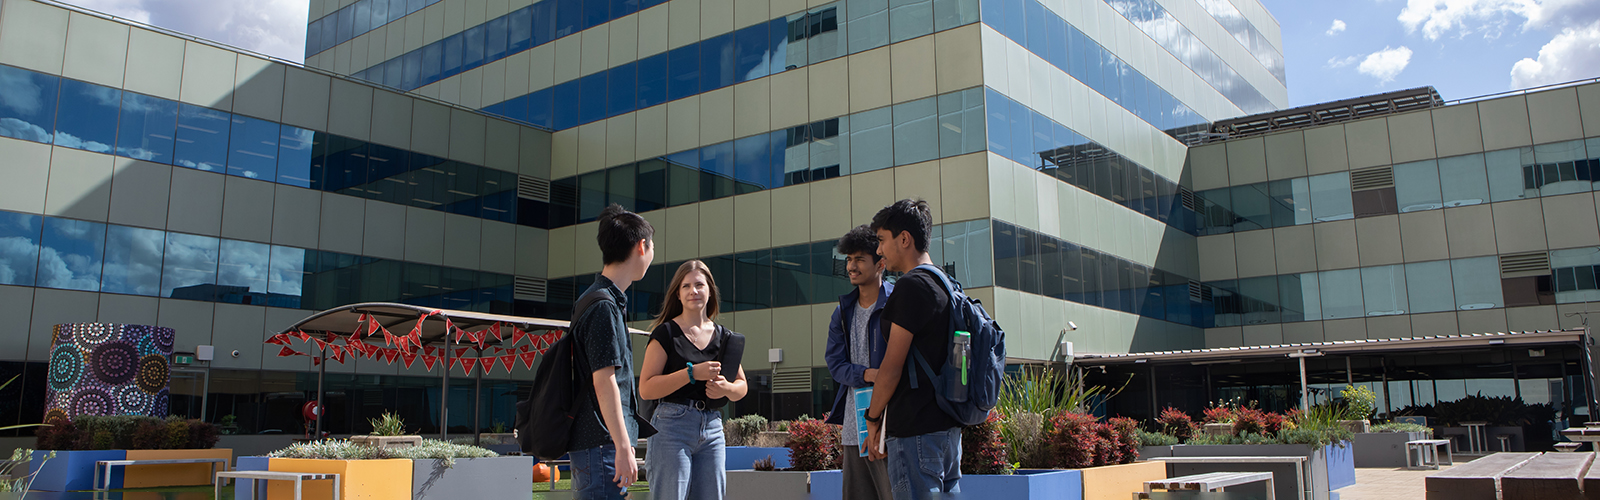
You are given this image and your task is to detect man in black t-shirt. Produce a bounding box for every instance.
[861,199,961,499]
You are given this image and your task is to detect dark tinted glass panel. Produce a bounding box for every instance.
[463,26,486,69]
[531,1,556,46]
[700,141,736,201]
[578,72,607,125]
[116,92,178,164]
[1016,227,1040,294]
[636,53,668,109]
[322,136,369,192]
[635,159,667,211]
[607,63,636,118]
[607,163,636,211]
[773,245,809,307]
[1078,248,1101,307]
[174,104,230,173]
[39,217,105,292]
[992,220,1018,289]
[735,23,771,82]
[226,114,279,181]
[1039,236,1063,299]
[667,44,700,101]
[734,134,771,194]
[582,0,609,30]
[53,79,119,153]
[508,7,534,53]
[611,0,640,19]
[430,37,452,82]
[735,250,771,311]
[552,80,581,130]
[0,211,41,286]
[485,17,509,61]
[527,87,554,128]
[555,0,582,37]
[665,150,700,206]
[400,50,422,90]
[701,34,735,92]
[276,126,318,188]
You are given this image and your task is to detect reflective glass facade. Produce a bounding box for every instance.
[991,219,1202,327]
[1101,0,1277,113]
[306,0,445,57]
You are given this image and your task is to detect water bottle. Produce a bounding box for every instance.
[949,331,971,401]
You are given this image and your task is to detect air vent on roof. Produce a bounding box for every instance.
[771,367,811,394]
[515,276,549,302]
[518,176,551,202]
[1350,167,1395,191]
[1500,252,1551,278]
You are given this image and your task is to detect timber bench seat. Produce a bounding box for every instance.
[94,458,229,491]
[1500,451,1594,500]
[1425,452,1539,500]
[1137,472,1276,500]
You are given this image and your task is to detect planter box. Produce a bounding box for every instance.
[1138,445,1175,459]
[753,431,789,447]
[1339,420,1371,434]
[267,458,414,500]
[411,456,532,499]
[29,449,125,491]
[725,446,792,470]
[474,433,519,455]
[727,469,835,500]
[1351,432,1429,468]
[233,456,270,500]
[962,469,1084,500]
[122,448,234,489]
[349,435,422,449]
[1165,442,1354,500]
[1080,461,1166,500]
[1201,423,1234,437]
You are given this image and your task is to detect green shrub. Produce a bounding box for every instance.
[728,414,769,447]
[999,410,1050,468]
[38,416,221,450]
[1371,422,1432,436]
[1136,430,1179,447]
[369,412,408,436]
[1340,385,1377,420]
[269,440,393,460]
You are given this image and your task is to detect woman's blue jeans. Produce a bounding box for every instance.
[645,401,726,500]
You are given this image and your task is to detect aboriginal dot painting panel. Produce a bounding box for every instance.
[44,323,172,424]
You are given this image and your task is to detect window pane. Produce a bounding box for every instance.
[635,159,667,211]
[1452,256,1503,310]
[1016,226,1039,294]
[1279,272,1320,322]
[701,33,735,92]
[508,6,534,53]
[1394,160,1442,212]
[811,116,849,174]
[1230,183,1271,231]
[985,88,1010,158]
[322,135,368,193]
[462,26,486,70]
[889,0,933,43]
[938,87,985,157]
[606,62,636,118]
[578,72,607,125]
[605,163,637,212]
[808,6,847,63]
[159,232,220,300]
[53,79,119,153]
[100,225,166,296]
[1318,268,1362,319]
[552,79,580,129]
[218,239,270,305]
[267,245,307,309]
[1439,153,1489,207]
[0,211,41,286]
[734,134,771,193]
[700,141,736,200]
[1268,178,1312,227]
[933,0,977,30]
[1039,235,1063,299]
[276,126,318,188]
[39,217,105,292]
[174,104,230,172]
[1239,276,1280,325]
[992,220,1018,289]
[667,44,700,102]
[485,16,510,61]
[1309,172,1353,222]
[734,23,771,82]
[773,244,809,307]
[665,150,700,206]
[636,53,668,109]
[1486,147,1534,202]
[1534,140,1590,196]
[846,0,890,53]
[226,114,278,180]
[1361,265,1408,316]
[892,97,938,166]
[735,250,772,311]
[849,107,893,173]
[1404,260,1455,314]
[115,93,179,163]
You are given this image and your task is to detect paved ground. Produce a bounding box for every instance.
[1335,466,1448,500]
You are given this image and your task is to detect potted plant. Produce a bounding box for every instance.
[1337,385,1376,434]
[1157,405,1355,500]
[725,414,792,470]
[476,421,518,455]
[266,438,531,499]
[351,412,423,449]
[726,415,841,500]
[220,414,239,435]
[1351,422,1433,468]
[31,415,229,491]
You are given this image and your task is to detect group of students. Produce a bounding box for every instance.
[563,199,962,500]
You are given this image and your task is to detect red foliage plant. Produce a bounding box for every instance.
[1201,406,1234,424]
[1156,407,1196,441]
[1262,412,1288,434]
[785,416,841,471]
[1045,412,1139,469]
[1232,407,1267,436]
[961,411,1009,475]
[1106,417,1140,464]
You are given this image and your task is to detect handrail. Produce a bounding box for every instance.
[1444,76,1600,106]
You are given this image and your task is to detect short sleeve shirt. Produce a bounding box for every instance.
[569,275,640,452]
[880,268,960,437]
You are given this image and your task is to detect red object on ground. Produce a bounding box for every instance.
[533,463,561,483]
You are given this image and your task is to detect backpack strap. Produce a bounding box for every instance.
[904,264,958,391]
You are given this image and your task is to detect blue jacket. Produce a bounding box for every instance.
[824,280,893,426]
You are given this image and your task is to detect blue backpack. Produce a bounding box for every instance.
[906,264,1006,426]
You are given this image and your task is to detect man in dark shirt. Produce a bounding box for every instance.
[569,203,655,500]
[862,199,961,499]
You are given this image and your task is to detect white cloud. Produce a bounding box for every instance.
[1510,21,1600,88]
[1327,19,1348,35]
[59,0,307,62]
[1358,46,1415,83]
[1398,0,1600,40]
[1328,55,1360,68]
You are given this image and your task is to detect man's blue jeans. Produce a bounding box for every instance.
[571,443,629,500]
[885,427,961,500]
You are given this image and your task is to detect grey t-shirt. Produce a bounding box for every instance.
[841,301,872,446]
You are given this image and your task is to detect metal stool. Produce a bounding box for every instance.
[1496,434,1512,451]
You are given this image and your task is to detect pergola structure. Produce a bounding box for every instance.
[267,302,649,441]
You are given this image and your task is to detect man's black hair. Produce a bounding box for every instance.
[836,225,882,262]
[597,203,654,265]
[869,199,932,253]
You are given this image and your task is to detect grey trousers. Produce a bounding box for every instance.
[842,445,894,500]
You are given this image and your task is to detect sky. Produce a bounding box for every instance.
[50,0,1600,109]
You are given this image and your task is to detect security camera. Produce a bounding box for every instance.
[230,350,241,358]
[1067,321,1078,331]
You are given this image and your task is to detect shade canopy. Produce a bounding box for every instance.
[276,302,650,344]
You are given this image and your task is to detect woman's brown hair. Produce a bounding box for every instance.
[648,260,721,332]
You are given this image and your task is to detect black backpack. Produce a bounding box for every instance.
[513,289,610,459]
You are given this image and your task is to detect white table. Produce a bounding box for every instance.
[94,458,230,491]
[1140,471,1276,500]
[1149,456,1309,500]
[216,470,340,500]
[1405,439,1453,470]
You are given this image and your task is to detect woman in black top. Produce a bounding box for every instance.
[639,260,747,500]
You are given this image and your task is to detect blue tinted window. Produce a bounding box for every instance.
[612,0,640,18]
[277,126,318,188]
[354,1,373,34]
[423,41,445,85]
[527,87,554,128]
[702,34,735,92]
[1045,16,1067,69]
[116,92,178,163]
[400,50,422,90]
[635,159,667,211]
[531,1,556,46]
[552,80,581,130]
[226,114,278,180]
[100,225,165,296]
[1068,27,1088,83]
[734,134,771,194]
[463,26,486,69]
[0,66,57,144]
[641,0,668,9]
[1023,0,1046,52]
[1001,0,1025,42]
[320,16,338,54]
[985,88,1010,158]
[323,136,369,192]
[336,7,355,45]
[607,63,636,118]
[39,217,105,292]
[556,0,582,37]
[700,141,736,201]
[1007,100,1030,164]
[174,104,230,173]
[578,71,607,125]
[1031,110,1053,162]
[364,144,409,204]
[441,33,463,78]
[578,170,606,222]
[767,131,788,185]
[636,53,668,109]
[667,44,700,101]
[267,245,306,308]
[389,0,408,22]
[0,211,41,286]
[508,7,534,53]
[767,18,790,75]
[158,232,219,299]
[734,23,770,82]
[979,0,1004,35]
[53,79,119,153]
[306,19,325,55]
[583,0,609,30]
[665,150,701,206]
[372,0,391,27]
[485,17,509,61]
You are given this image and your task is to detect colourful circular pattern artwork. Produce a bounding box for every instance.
[44,324,172,421]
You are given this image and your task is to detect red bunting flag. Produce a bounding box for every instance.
[407,329,421,349]
[311,357,321,366]
[383,348,399,364]
[314,338,327,350]
[367,315,381,337]
[489,323,503,341]
[329,345,346,364]
[324,331,339,343]
[450,357,463,371]
[479,357,495,374]
[455,348,470,358]
[383,329,396,346]
[520,345,532,353]
[499,355,516,373]
[264,334,288,346]
[277,346,300,357]
[512,327,527,346]
[401,351,418,369]
[293,330,311,342]
[422,355,438,371]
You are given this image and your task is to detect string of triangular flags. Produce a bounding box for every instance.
[263,311,565,375]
